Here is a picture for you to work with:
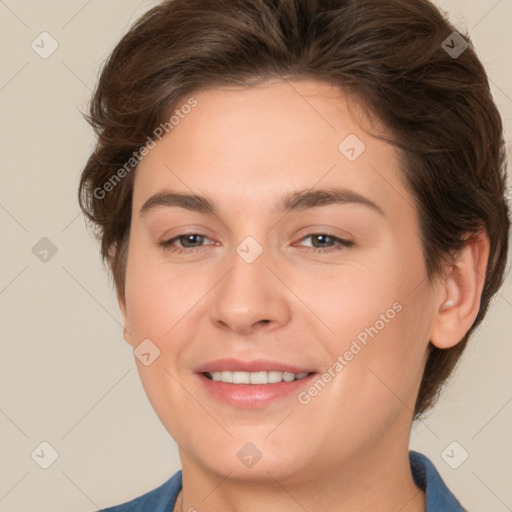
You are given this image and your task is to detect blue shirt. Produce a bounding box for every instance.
[98,451,466,511]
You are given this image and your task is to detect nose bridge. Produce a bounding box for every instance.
[210,235,290,334]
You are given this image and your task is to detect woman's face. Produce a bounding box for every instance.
[119,79,439,483]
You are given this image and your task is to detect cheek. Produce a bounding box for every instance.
[303,240,422,339]
[123,246,206,341]
[311,238,431,390]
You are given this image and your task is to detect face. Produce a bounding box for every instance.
[119,79,439,484]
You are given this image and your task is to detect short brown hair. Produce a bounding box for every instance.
[78,0,510,418]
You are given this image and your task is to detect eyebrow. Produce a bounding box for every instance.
[139,187,385,217]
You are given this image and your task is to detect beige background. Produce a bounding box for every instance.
[0,0,511,510]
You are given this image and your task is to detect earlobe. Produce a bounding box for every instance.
[122,326,132,345]
[117,290,128,321]
[117,291,133,346]
[430,231,490,350]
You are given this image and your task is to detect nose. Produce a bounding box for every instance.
[210,244,291,336]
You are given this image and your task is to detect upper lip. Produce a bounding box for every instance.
[195,358,315,374]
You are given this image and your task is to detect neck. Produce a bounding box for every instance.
[177,442,425,512]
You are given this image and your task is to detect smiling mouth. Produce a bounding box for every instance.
[203,370,313,384]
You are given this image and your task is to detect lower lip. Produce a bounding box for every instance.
[196,372,317,408]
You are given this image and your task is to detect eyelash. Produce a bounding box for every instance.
[158,233,354,254]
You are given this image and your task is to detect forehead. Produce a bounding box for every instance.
[133,79,414,223]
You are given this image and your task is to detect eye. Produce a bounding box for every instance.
[295,233,354,253]
[158,233,215,253]
[158,232,354,254]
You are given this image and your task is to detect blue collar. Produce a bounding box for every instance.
[409,451,467,511]
[100,451,466,511]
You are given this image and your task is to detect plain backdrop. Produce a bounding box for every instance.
[0,1,511,510]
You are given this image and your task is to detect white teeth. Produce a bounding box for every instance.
[232,371,250,384]
[220,371,232,383]
[207,370,310,384]
[282,372,295,382]
[268,371,282,383]
[250,371,268,384]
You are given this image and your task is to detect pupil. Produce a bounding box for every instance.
[314,234,331,247]
[182,234,202,247]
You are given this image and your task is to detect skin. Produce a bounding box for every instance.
[117,79,489,512]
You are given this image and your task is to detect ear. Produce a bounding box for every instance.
[108,239,134,347]
[430,231,490,349]
[116,289,135,347]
